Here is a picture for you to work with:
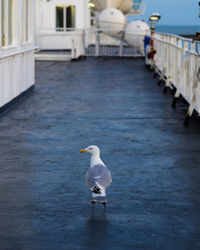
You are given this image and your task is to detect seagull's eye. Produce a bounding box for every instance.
[89,147,92,150]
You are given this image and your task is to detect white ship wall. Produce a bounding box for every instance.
[36,0,90,31]
[0,0,35,110]
[36,0,90,58]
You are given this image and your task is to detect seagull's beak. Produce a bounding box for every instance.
[80,149,87,153]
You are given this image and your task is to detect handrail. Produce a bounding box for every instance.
[153,35,199,56]
[153,32,200,123]
[0,46,38,60]
[155,31,193,42]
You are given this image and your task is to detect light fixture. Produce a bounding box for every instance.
[149,13,161,33]
[149,13,161,23]
[88,2,95,8]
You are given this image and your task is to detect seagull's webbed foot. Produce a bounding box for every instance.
[90,197,107,205]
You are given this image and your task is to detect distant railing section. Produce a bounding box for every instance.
[84,28,144,57]
[153,32,200,120]
[36,28,145,58]
[36,28,85,59]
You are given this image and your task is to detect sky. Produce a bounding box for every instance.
[132,0,200,26]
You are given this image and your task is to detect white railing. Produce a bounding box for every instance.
[153,32,200,119]
[36,28,146,58]
[84,28,145,57]
[36,28,85,59]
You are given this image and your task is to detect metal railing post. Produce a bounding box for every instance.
[95,30,100,57]
[153,31,200,124]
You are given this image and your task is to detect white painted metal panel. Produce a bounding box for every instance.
[0,0,35,110]
[154,32,200,116]
[0,51,35,108]
[36,0,90,58]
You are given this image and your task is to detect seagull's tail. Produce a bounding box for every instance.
[91,181,106,197]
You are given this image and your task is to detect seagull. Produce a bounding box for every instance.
[80,145,112,205]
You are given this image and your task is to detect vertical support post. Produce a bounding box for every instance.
[183,103,195,126]
[163,76,171,93]
[17,0,22,52]
[31,0,35,47]
[82,29,85,56]
[71,37,75,59]
[150,58,155,71]
[34,0,37,46]
[95,29,99,57]
[172,38,182,108]
[153,66,159,78]
[119,38,123,57]
[171,90,180,108]
[157,68,166,85]
[184,66,198,126]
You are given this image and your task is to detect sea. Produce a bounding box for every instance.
[155,25,200,36]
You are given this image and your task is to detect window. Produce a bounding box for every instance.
[56,6,64,31]
[1,0,14,47]
[66,6,75,29]
[22,0,31,43]
[56,6,75,31]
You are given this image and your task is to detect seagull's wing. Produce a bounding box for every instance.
[86,164,112,189]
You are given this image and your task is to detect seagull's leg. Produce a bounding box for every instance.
[90,199,98,204]
[99,197,107,205]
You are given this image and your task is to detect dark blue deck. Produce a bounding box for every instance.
[0,58,200,250]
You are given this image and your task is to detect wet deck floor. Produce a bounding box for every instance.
[0,58,200,250]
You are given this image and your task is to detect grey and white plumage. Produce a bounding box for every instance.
[80,145,112,200]
[86,164,112,190]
